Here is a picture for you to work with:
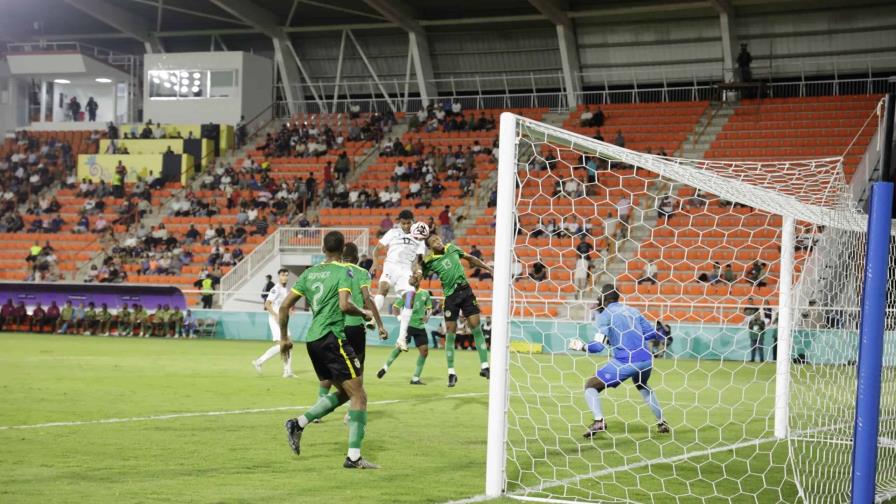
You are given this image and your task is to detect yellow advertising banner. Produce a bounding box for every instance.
[98,138,213,169]
[77,154,193,185]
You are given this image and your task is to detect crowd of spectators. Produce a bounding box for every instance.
[1,132,76,237]
[256,111,395,159]
[407,101,496,133]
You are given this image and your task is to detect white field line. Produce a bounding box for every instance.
[0,392,487,431]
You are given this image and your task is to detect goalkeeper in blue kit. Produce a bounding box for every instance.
[569,284,671,438]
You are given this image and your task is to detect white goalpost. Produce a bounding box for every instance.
[485,111,895,503]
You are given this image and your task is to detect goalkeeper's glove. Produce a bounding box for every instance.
[567,338,586,352]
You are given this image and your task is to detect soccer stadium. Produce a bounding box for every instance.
[1,0,895,502]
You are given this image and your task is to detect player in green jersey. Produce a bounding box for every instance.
[376,271,433,384]
[315,243,388,413]
[278,231,379,469]
[424,233,493,387]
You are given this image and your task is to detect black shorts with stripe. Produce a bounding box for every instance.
[404,326,429,348]
[306,332,362,382]
[344,324,366,371]
[443,283,480,322]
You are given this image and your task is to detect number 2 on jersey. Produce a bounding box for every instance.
[310,282,324,312]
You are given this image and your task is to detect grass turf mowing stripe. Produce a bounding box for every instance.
[0,392,487,430]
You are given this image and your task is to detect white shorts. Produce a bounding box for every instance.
[269,314,292,341]
[379,264,416,296]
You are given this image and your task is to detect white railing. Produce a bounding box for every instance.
[271,53,896,115]
[218,227,372,305]
[278,227,370,257]
[219,227,280,304]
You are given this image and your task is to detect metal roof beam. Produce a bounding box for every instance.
[363,0,437,105]
[207,0,283,39]
[63,0,163,52]
[529,0,581,108]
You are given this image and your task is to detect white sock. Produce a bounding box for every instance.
[448,367,456,375]
[257,344,280,365]
[382,363,389,370]
[284,350,292,373]
[399,307,412,342]
[411,376,420,382]
[481,362,490,369]
[298,415,309,428]
[374,294,385,313]
[347,447,361,461]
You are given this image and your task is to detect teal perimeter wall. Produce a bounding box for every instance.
[194,310,884,365]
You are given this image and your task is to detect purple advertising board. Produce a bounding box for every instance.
[0,282,187,310]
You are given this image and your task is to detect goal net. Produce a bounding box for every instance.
[485,112,896,503]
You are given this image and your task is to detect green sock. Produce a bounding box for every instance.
[347,409,367,450]
[384,347,402,368]
[446,333,456,368]
[303,393,340,423]
[318,386,329,398]
[472,326,489,367]
[413,354,427,379]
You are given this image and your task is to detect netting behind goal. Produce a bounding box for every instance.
[486,112,896,503]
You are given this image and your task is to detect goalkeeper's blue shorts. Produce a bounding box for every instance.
[596,359,653,388]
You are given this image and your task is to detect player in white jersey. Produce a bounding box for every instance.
[372,209,425,351]
[252,268,295,377]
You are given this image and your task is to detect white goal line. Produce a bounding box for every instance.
[0,392,488,431]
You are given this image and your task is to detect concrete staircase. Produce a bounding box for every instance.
[678,101,736,159]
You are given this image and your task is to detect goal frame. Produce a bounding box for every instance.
[484,111,802,499]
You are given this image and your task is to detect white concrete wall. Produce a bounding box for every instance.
[143,51,272,126]
[241,52,273,123]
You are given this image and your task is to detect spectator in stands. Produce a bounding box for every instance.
[574,255,590,296]
[593,107,605,128]
[747,261,767,287]
[335,151,351,181]
[616,195,632,227]
[438,206,453,242]
[579,107,594,127]
[637,260,659,285]
[86,97,98,122]
[529,262,548,282]
[614,130,625,148]
[657,195,675,223]
[723,263,735,284]
[576,236,594,257]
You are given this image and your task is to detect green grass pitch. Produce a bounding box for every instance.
[0,332,874,503]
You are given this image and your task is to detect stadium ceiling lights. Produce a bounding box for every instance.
[53,79,70,84]
[95,78,112,83]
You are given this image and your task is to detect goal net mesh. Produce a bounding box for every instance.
[494,114,895,503]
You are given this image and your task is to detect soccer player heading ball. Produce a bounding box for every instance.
[372,209,425,352]
[423,233,493,386]
[568,284,671,438]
